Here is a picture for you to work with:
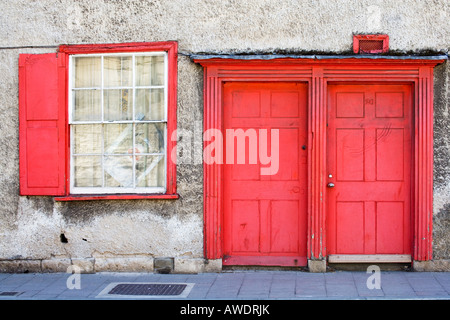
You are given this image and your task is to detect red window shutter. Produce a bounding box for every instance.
[19,53,67,195]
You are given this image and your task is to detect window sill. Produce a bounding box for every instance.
[54,194,179,201]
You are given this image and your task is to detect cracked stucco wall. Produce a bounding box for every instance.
[0,0,449,270]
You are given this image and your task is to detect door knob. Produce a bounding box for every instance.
[327,183,335,188]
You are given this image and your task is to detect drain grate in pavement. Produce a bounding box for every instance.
[109,283,186,296]
[0,292,22,297]
[97,282,194,299]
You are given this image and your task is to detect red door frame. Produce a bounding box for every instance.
[194,56,444,264]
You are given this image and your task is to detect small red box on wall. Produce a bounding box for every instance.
[353,34,389,54]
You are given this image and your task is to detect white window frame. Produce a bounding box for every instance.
[68,51,169,194]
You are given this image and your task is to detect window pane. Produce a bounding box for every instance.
[151,55,165,86]
[104,56,132,87]
[135,55,164,87]
[74,57,101,88]
[150,88,165,119]
[135,88,164,120]
[135,123,165,153]
[135,155,165,187]
[73,124,102,154]
[73,156,102,187]
[104,156,133,187]
[104,124,132,154]
[73,90,101,121]
[134,89,149,120]
[135,56,151,87]
[104,89,133,121]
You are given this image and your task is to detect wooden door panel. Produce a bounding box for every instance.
[335,182,407,200]
[376,128,405,181]
[336,92,365,118]
[270,91,301,117]
[336,201,365,254]
[375,92,404,118]
[376,201,405,253]
[272,128,300,181]
[270,200,300,253]
[336,129,365,181]
[231,90,261,118]
[231,200,260,253]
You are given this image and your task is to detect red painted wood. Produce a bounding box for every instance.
[194,56,443,264]
[222,82,308,266]
[327,84,412,255]
[415,67,434,260]
[55,194,179,201]
[59,42,178,197]
[223,255,307,267]
[59,41,177,54]
[19,53,67,195]
[165,42,178,195]
[309,68,327,260]
[20,42,178,199]
[353,34,389,54]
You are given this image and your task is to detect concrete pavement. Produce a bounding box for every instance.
[0,270,449,301]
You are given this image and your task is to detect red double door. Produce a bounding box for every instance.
[222,82,412,266]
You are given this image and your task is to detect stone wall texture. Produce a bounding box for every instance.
[0,0,448,272]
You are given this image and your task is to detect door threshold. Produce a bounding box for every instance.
[328,254,412,263]
[222,265,308,272]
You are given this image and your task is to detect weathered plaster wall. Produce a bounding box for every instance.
[1,0,449,53]
[0,0,449,271]
[0,47,205,272]
[433,61,450,261]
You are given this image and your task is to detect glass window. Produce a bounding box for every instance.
[69,52,167,194]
